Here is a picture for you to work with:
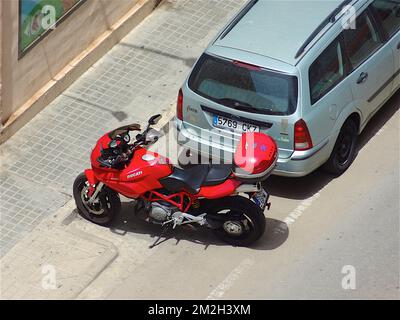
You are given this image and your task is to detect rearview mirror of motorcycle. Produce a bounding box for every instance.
[123,133,131,143]
[148,114,162,126]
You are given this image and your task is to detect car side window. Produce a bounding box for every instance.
[309,37,347,105]
[342,9,382,70]
[370,0,400,38]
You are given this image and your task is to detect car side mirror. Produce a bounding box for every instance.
[148,114,162,126]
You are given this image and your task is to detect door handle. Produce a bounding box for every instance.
[397,42,400,50]
[357,72,368,84]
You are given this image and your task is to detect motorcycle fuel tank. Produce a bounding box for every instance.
[111,148,173,197]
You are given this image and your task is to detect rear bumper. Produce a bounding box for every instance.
[273,139,331,177]
[175,119,332,178]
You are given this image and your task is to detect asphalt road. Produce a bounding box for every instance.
[100,91,399,300]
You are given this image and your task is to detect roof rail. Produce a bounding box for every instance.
[219,0,259,40]
[294,0,354,59]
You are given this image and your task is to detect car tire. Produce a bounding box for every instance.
[323,119,358,176]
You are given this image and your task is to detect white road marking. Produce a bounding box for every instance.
[206,258,255,300]
[274,192,321,234]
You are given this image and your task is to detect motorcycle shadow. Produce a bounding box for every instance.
[107,201,289,250]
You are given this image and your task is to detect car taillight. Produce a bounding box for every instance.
[177,89,183,121]
[294,119,313,151]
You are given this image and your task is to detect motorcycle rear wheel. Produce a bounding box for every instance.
[206,196,266,247]
[73,173,121,226]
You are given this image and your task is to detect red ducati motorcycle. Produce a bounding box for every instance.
[73,114,277,246]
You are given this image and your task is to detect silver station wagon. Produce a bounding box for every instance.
[175,0,400,177]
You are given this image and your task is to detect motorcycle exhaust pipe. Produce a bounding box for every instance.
[235,182,261,193]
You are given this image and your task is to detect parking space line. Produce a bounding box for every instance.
[206,258,255,300]
[273,192,321,235]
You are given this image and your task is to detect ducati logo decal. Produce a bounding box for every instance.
[127,171,143,179]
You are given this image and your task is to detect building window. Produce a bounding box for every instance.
[19,0,86,57]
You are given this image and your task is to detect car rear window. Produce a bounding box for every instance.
[188,54,298,116]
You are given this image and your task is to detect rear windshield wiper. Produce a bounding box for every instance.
[215,97,273,115]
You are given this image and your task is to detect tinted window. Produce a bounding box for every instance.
[342,10,382,69]
[188,54,298,116]
[309,38,347,104]
[371,0,400,38]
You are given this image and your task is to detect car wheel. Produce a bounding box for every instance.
[323,119,358,176]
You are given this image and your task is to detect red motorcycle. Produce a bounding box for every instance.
[73,114,277,246]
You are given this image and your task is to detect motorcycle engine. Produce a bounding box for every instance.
[148,202,174,223]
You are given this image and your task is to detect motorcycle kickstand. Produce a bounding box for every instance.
[149,223,173,249]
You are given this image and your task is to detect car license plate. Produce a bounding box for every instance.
[213,115,260,133]
[251,188,270,211]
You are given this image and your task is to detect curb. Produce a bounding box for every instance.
[0,199,118,300]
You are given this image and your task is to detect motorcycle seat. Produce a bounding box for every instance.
[160,164,232,194]
[202,165,233,187]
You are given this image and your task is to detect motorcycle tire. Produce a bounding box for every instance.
[73,173,121,226]
[206,196,266,247]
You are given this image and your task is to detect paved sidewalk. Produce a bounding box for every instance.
[0,201,118,299]
[0,0,246,298]
[0,0,246,257]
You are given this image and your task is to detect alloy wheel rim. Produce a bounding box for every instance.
[220,211,254,237]
[223,221,244,235]
[80,182,105,216]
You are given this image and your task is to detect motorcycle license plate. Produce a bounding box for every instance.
[251,188,270,211]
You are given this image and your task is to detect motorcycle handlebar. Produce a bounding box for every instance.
[99,128,151,169]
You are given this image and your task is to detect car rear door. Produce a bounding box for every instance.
[342,7,394,123]
[305,34,353,148]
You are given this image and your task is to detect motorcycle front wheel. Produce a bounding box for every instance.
[73,173,121,226]
[206,196,266,247]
